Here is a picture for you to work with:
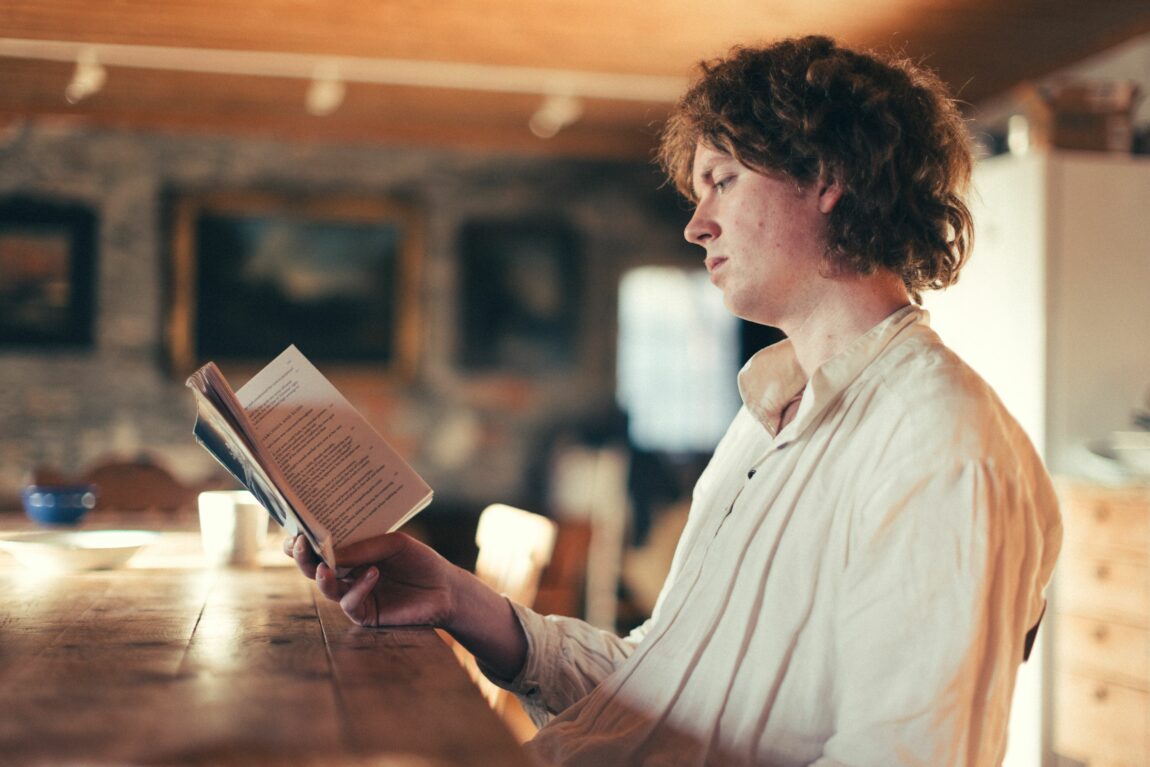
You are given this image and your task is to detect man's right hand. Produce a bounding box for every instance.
[284,531,529,681]
[285,532,458,629]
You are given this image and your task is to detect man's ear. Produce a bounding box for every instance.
[816,177,843,214]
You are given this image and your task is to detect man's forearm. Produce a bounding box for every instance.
[445,565,529,682]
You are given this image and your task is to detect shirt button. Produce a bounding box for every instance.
[747,468,756,479]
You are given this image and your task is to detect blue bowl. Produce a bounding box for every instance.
[22,484,98,526]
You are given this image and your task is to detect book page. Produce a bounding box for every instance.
[235,346,433,554]
[187,362,315,551]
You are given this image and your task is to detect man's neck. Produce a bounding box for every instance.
[782,271,912,378]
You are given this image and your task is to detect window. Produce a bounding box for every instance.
[616,266,741,453]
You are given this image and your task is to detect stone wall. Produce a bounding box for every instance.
[0,122,696,512]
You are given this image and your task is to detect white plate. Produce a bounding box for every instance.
[0,530,161,572]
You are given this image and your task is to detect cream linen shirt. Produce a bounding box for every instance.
[501,306,1062,767]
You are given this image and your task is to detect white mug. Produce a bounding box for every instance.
[197,490,268,567]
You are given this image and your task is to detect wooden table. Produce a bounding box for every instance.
[0,515,532,767]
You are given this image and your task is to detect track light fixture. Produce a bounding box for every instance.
[0,37,684,128]
[528,93,584,138]
[64,47,106,104]
[306,61,346,116]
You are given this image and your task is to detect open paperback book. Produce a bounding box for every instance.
[186,344,433,573]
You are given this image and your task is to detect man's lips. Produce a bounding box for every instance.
[705,255,728,274]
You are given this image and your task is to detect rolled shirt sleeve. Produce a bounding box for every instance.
[483,603,649,727]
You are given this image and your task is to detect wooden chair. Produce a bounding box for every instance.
[27,466,74,486]
[474,503,559,607]
[81,455,198,512]
[533,519,593,618]
[452,503,558,741]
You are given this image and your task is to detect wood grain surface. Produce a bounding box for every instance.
[0,521,530,767]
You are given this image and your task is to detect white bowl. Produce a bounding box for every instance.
[0,530,160,572]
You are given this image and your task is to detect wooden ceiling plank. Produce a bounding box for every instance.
[3,0,1150,158]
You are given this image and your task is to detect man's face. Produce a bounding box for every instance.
[685,143,834,329]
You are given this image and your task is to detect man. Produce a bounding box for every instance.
[288,35,1062,766]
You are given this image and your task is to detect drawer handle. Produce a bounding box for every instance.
[1092,624,1110,643]
[1095,563,1111,581]
[1094,684,1109,702]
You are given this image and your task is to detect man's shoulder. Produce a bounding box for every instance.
[863,326,1032,458]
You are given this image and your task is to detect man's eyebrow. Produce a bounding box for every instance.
[690,163,717,196]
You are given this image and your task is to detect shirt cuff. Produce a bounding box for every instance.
[477,599,548,705]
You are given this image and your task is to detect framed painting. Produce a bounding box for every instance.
[167,191,423,377]
[0,197,96,348]
[457,217,582,374]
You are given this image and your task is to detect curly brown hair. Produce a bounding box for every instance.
[658,35,974,300]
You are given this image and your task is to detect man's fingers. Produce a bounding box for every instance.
[340,566,380,622]
[314,562,348,601]
[286,535,321,579]
[287,535,387,627]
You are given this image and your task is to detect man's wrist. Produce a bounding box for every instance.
[444,567,529,681]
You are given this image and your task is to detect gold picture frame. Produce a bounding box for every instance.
[166,191,423,378]
[0,197,97,348]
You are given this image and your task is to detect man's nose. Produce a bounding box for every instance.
[684,207,718,245]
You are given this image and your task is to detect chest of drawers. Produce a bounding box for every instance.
[1054,480,1150,766]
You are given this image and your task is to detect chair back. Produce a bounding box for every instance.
[82,456,197,512]
[453,503,557,741]
[28,466,73,486]
[474,503,558,607]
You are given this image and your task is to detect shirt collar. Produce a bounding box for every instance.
[738,304,926,437]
